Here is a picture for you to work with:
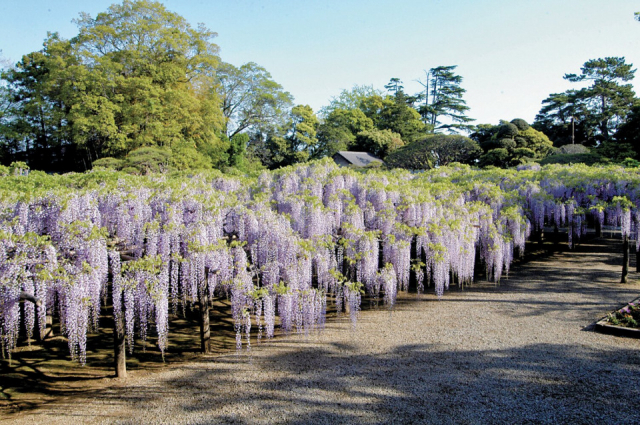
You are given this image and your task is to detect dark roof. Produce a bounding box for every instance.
[333,151,383,167]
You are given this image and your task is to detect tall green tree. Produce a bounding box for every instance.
[227,133,249,168]
[316,85,424,158]
[0,75,18,164]
[352,128,404,159]
[535,57,637,147]
[289,105,319,160]
[359,91,425,144]
[216,61,293,139]
[563,57,637,141]
[315,108,374,158]
[1,37,76,170]
[70,0,226,161]
[613,104,640,160]
[417,65,474,133]
[266,105,319,168]
[384,78,404,95]
[533,90,593,146]
[319,85,384,118]
[1,0,228,170]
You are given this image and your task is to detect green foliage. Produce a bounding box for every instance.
[120,166,142,175]
[319,84,384,118]
[496,138,516,150]
[216,61,293,139]
[92,157,125,170]
[612,195,635,211]
[597,140,637,163]
[535,57,637,147]
[125,146,171,174]
[266,105,320,168]
[0,39,77,171]
[384,142,433,170]
[469,124,497,145]
[416,65,475,133]
[497,123,519,139]
[169,141,214,171]
[385,134,481,170]
[94,143,215,175]
[360,92,426,144]
[476,118,553,168]
[510,118,530,131]
[517,128,554,158]
[551,144,590,155]
[620,157,640,168]
[316,108,374,158]
[479,148,509,168]
[539,152,604,166]
[384,78,404,95]
[1,0,226,172]
[511,148,536,165]
[613,105,640,160]
[228,133,249,168]
[354,128,404,159]
[290,105,320,158]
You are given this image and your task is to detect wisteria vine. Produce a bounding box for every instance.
[1,161,640,364]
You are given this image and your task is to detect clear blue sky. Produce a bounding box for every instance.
[1,0,639,125]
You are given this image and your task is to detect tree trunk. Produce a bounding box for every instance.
[45,313,54,339]
[621,235,629,284]
[595,219,602,238]
[35,313,53,342]
[538,228,544,247]
[409,236,418,292]
[199,289,211,354]
[473,247,482,282]
[636,243,640,273]
[114,310,127,378]
[569,223,574,250]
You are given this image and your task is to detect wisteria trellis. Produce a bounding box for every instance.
[1,161,640,363]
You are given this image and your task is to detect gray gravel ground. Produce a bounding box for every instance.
[4,238,640,424]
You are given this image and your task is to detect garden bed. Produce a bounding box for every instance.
[595,297,640,338]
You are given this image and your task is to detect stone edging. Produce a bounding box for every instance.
[595,297,640,338]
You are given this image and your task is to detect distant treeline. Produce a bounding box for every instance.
[1,1,639,174]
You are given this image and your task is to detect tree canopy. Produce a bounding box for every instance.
[216,61,293,139]
[417,66,475,133]
[534,57,637,148]
[1,0,228,171]
[385,134,481,170]
[473,118,553,167]
[266,104,320,168]
[2,4,639,172]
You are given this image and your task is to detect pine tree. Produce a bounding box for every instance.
[417,66,474,134]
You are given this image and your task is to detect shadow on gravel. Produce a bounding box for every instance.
[4,237,640,423]
[419,237,640,322]
[81,341,640,424]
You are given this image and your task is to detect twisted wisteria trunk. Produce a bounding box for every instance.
[622,235,629,284]
[199,288,210,354]
[113,294,127,379]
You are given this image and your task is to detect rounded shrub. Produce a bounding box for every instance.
[497,123,519,139]
[510,118,530,131]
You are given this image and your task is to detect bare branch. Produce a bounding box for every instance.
[20,291,42,307]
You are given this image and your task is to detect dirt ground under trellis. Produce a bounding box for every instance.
[2,237,640,424]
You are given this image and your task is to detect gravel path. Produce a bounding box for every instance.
[5,238,640,424]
